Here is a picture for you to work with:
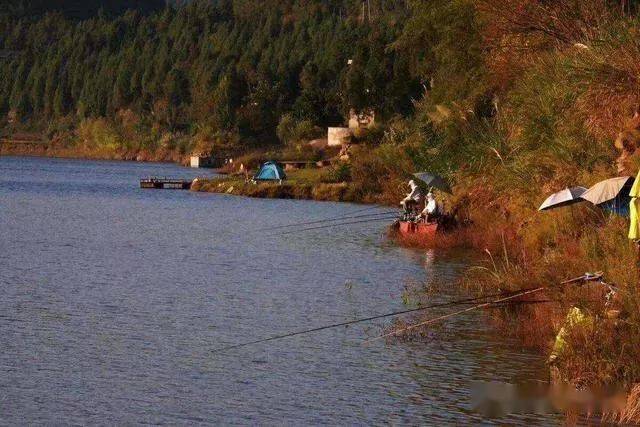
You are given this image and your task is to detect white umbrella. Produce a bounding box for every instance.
[581,176,633,205]
[538,187,587,211]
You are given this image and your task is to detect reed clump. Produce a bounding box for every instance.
[616,385,640,424]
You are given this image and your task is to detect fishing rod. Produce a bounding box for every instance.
[343,204,392,215]
[253,209,398,233]
[211,274,602,354]
[211,288,542,354]
[363,285,548,345]
[274,215,398,235]
[363,272,605,345]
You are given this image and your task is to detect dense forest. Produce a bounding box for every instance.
[0,0,419,153]
[0,0,165,19]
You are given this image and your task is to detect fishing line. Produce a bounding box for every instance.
[211,288,540,354]
[253,209,398,233]
[262,211,398,231]
[346,204,391,215]
[364,272,604,344]
[274,216,398,235]
[364,286,548,345]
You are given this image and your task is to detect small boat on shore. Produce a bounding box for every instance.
[391,212,456,242]
[395,220,439,237]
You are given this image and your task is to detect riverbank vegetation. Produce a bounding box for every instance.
[192,168,361,202]
[2,0,640,421]
[393,1,640,420]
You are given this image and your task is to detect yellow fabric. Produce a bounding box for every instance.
[630,197,640,240]
[631,170,640,198]
[549,307,591,362]
[629,170,640,240]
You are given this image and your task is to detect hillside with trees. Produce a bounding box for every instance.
[0,0,418,157]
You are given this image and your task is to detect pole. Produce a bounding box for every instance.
[363,286,547,344]
[364,272,603,345]
[211,289,537,354]
[211,274,596,354]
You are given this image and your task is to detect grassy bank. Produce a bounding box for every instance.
[192,170,360,203]
[376,1,640,419]
[192,147,410,206]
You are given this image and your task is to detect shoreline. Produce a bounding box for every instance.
[191,176,368,204]
[0,144,188,166]
[0,150,375,204]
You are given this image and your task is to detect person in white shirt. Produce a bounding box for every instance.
[421,192,440,222]
[400,180,422,212]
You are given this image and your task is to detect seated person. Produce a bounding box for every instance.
[421,192,440,222]
[400,180,422,213]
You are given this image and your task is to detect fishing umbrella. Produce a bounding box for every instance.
[582,176,634,217]
[538,187,587,211]
[413,172,452,194]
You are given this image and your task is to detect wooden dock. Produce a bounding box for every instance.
[140,177,192,190]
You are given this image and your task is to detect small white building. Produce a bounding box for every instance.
[190,155,213,168]
[327,127,352,147]
[326,109,376,147]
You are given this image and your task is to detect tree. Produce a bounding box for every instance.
[53,76,71,116]
[164,66,190,129]
[113,59,133,108]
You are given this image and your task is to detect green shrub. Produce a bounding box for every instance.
[322,162,352,183]
[276,113,322,145]
[77,118,121,151]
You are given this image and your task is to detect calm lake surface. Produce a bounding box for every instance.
[0,156,559,425]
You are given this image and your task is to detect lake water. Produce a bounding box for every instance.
[0,156,559,424]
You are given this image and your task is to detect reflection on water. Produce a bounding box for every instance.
[0,156,559,424]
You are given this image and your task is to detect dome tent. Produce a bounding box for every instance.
[253,161,286,182]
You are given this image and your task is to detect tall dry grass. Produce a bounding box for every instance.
[616,384,640,424]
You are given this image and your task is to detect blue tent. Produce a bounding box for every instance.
[254,161,286,181]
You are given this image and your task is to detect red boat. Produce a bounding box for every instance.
[395,220,439,237]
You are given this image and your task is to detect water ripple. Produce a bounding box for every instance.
[0,156,559,425]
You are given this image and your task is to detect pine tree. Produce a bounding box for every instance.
[0,0,415,142]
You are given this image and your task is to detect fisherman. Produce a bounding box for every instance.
[421,192,440,222]
[400,180,422,213]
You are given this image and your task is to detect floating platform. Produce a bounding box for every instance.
[140,177,192,190]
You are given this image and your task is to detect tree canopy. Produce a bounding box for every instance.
[0,0,421,146]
